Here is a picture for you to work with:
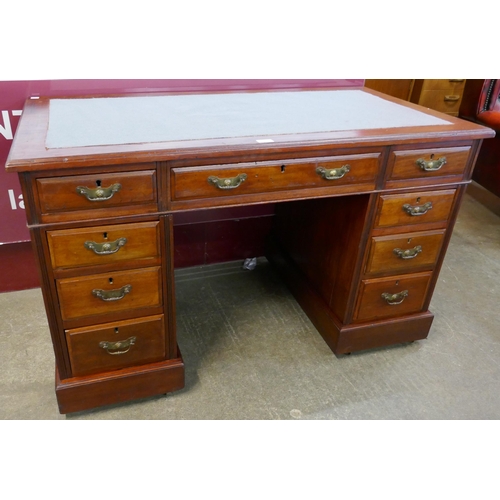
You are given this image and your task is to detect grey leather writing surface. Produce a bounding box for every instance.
[46,90,450,149]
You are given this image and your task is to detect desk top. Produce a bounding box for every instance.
[6,88,494,172]
[45,90,451,149]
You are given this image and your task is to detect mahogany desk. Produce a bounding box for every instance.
[6,88,494,413]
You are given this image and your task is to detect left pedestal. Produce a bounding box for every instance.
[17,164,183,414]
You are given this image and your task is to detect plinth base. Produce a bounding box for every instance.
[56,348,185,414]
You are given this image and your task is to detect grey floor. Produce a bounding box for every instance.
[1,182,500,420]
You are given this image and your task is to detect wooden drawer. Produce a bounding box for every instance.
[354,272,432,322]
[171,153,381,201]
[418,90,463,114]
[388,146,471,181]
[365,230,445,275]
[422,79,465,91]
[66,315,166,377]
[36,169,157,216]
[375,189,456,228]
[57,266,162,321]
[47,221,160,270]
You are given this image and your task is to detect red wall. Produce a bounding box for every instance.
[0,79,363,292]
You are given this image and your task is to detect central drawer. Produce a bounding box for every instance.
[57,266,163,321]
[171,153,381,201]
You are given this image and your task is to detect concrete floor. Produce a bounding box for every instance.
[1,182,499,420]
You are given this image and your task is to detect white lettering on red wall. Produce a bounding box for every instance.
[8,189,24,210]
[2,110,25,213]
[0,110,22,140]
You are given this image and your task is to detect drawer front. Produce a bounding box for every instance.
[375,189,456,228]
[418,90,463,114]
[355,272,432,322]
[171,153,380,201]
[47,221,160,270]
[365,230,445,275]
[422,79,466,91]
[37,169,157,214]
[388,146,471,181]
[66,315,166,377]
[57,267,162,321]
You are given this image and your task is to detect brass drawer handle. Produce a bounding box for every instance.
[316,164,351,180]
[415,157,447,172]
[449,79,464,83]
[208,173,247,190]
[444,95,460,102]
[393,245,422,259]
[402,201,433,216]
[99,336,136,355]
[76,183,122,201]
[381,290,409,305]
[92,284,132,301]
[84,237,127,255]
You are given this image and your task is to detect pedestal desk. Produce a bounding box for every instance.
[5,88,494,414]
